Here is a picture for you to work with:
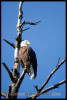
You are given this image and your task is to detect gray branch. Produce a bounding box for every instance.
[19,20,41,28]
[25,21,41,25]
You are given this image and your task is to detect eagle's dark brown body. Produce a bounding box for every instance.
[19,46,37,78]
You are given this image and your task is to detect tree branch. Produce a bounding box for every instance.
[40,79,66,95]
[15,67,27,92]
[25,21,41,25]
[1,91,8,99]
[34,85,39,91]
[19,20,41,28]
[39,58,66,92]
[23,27,30,32]
[2,62,15,82]
[3,39,15,48]
[27,79,66,99]
[56,57,60,67]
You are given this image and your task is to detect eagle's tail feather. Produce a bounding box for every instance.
[29,65,35,79]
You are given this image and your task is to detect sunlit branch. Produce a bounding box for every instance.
[1,91,8,99]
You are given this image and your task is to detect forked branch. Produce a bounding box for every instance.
[40,79,66,95]
[18,20,41,28]
[2,62,15,82]
[39,58,66,92]
[27,79,66,99]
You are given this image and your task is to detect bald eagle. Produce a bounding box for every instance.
[19,40,37,79]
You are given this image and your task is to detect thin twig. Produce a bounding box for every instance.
[23,27,30,32]
[56,57,60,67]
[34,85,39,91]
[25,21,41,25]
[2,62,15,82]
[3,39,15,48]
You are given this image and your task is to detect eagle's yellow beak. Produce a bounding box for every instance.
[27,41,30,45]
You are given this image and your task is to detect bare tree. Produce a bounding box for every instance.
[1,1,66,99]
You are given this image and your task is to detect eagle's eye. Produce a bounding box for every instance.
[26,41,27,44]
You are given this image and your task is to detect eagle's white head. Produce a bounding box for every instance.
[20,40,30,47]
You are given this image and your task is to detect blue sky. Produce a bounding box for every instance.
[1,1,66,99]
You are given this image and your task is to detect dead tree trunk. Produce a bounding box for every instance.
[2,2,24,99]
[1,1,40,99]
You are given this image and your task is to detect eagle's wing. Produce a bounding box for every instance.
[19,46,37,78]
[28,47,37,78]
